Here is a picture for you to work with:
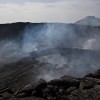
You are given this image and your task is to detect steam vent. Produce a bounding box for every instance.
[0,20,100,100]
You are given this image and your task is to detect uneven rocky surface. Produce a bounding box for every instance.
[0,70,100,100]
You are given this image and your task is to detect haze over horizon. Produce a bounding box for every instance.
[0,0,99,23]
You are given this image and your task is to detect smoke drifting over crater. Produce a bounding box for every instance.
[22,24,80,51]
[0,23,100,80]
[22,23,100,52]
[21,23,100,80]
[83,38,100,50]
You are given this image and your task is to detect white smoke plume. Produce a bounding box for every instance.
[21,24,100,81]
[22,24,79,52]
[83,38,100,50]
[0,23,100,81]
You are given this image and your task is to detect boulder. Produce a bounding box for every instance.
[80,77,100,89]
[34,79,47,91]
[47,75,79,88]
[85,70,100,79]
[18,84,34,94]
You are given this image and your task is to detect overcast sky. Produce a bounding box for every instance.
[0,0,99,23]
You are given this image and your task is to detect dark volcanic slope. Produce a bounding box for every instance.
[0,58,37,91]
[0,69,100,100]
[0,22,28,40]
[0,23,45,40]
[0,48,100,91]
[0,22,100,40]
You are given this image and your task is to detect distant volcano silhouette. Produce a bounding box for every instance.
[75,16,100,26]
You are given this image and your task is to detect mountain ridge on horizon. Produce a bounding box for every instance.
[0,16,100,27]
[75,16,100,26]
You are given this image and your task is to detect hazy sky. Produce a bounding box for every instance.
[0,0,99,23]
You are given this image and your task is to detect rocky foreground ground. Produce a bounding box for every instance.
[0,69,100,100]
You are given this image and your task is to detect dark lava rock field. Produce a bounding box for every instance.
[0,69,100,100]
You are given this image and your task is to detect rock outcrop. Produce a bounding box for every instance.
[0,70,100,100]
